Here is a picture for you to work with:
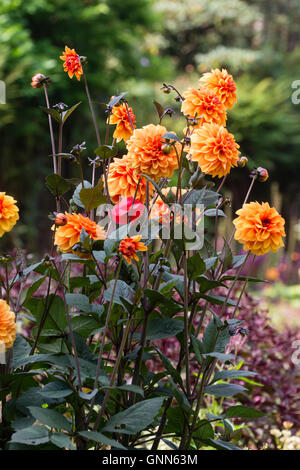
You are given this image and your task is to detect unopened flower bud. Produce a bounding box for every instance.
[162,143,173,155]
[237,156,248,168]
[174,95,182,103]
[31,74,50,89]
[55,213,67,226]
[257,167,269,182]
[161,84,171,94]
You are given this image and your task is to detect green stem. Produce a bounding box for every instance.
[43,85,57,174]
[93,313,132,431]
[86,260,122,426]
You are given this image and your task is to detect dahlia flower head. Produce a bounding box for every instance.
[181,85,227,127]
[54,212,106,253]
[189,123,240,178]
[199,68,237,109]
[0,300,17,351]
[0,192,19,237]
[109,103,136,143]
[119,235,147,264]
[60,46,83,81]
[107,156,153,204]
[126,124,179,181]
[233,201,285,256]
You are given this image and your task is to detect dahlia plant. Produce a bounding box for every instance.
[0,48,286,451]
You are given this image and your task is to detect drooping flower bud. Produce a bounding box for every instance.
[257,167,269,182]
[31,74,50,89]
[237,156,248,168]
[55,213,68,226]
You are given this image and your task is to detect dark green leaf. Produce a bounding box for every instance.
[103,280,134,306]
[66,293,90,312]
[79,180,105,211]
[103,397,164,435]
[225,405,264,419]
[107,92,127,108]
[11,426,50,446]
[196,293,237,307]
[38,382,73,399]
[94,145,118,159]
[204,209,226,217]
[208,439,241,450]
[204,383,246,397]
[73,181,92,208]
[40,107,61,123]
[79,431,126,450]
[187,253,206,279]
[155,347,184,389]
[61,102,81,124]
[191,335,205,363]
[162,132,181,142]
[153,100,164,120]
[28,406,71,431]
[46,174,71,197]
[50,433,75,450]
[212,370,257,383]
[137,318,183,340]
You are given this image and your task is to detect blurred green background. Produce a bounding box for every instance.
[1,0,300,255]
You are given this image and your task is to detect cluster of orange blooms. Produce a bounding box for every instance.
[0,49,289,352]
[182,69,240,179]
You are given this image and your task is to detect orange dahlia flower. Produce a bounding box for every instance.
[54,213,106,253]
[233,202,285,256]
[200,69,237,109]
[126,124,179,181]
[60,46,83,81]
[107,156,153,204]
[181,86,227,126]
[109,103,136,142]
[119,235,147,264]
[190,123,240,178]
[0,300,17,350]
[0,192,19,237]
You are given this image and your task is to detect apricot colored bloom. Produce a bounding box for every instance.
[0,300,17,350]
[0,192,19,237]
[109,103,136,142]
[233,202,285,256]
[107,156,153,204]
[190,123,240,178]
[54,213,106,253]
[181,86,227,126]
[60,46,83,81]
[200,68,237,109]
[126,124,179,181]
[119,235,147,264]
